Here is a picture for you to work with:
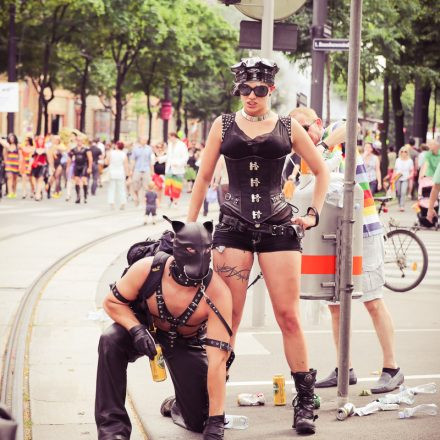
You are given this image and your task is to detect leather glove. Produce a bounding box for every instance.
[129,325,157,360]
[203,415,225,440]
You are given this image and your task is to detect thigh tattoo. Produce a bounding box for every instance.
[214,263,251,283]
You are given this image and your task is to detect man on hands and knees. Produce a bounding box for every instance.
[290,107,404,394]
[95,220,233,440]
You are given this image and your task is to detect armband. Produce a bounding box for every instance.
[305,206,319,230]
[110,282,130,304]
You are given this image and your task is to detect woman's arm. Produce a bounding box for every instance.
[187,117,222,221]
[123,154,130,177]
[290,118,330,224]
[375,156,382,190]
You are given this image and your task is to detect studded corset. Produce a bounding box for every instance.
[220,113,292,224]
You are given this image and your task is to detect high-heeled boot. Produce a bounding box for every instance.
[292,369,318,435]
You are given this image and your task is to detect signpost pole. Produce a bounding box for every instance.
[310,0,328,118]
[251,0,274,328]
[7,3,17,133]
[337,0,363,407]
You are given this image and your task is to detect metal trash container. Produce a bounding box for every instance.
[292,173,364,300]
[0,403,17,440]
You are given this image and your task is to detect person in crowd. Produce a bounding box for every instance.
[362,142,381,195]
[290,106,404,395]
[46,135,65,199]
[0,139,5,199]
[185,148,198,192]
[144,181,158,225]
[67,134,92,204]
[419,138,440,180]
[106,141,130,210]
[0,133,21,199]
[392,146,414,212]
[95,220,232,440]
[417,143,429,172]
[187,57,329,435]
[152,142,167,207]
[18,134,34,199]
[384,145,396,191]
[407,138,420,199]
[165,132,189,206]
[31,136,48,201]
[427,162,440,224]
[131,137,154,206]
[90,140,103,196]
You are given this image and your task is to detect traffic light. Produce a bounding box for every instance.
[218,0,241,5]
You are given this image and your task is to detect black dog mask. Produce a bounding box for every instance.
[165,217,214,283]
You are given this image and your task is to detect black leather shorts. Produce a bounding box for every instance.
[213,216,302,253]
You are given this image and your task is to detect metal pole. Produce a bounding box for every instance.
[310,0,328,118]
[7,3,17,134]
[251,0,274,327]
[337,0,363,407]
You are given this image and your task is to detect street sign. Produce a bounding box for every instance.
[234,0,306,22]
[313,38,349,51]
[239,21,298,52]
[0,82,19,113]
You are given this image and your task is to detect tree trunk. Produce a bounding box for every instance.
[433,86,438,138]
[163,84,170,143]
[391,83,404,152]
[176,82,183,133]
[37,43,51,135]
[413,76,431,144]
[79,58,90,133]
[362,71,367,120]
[184,107,188,138]
[325,53,331,126]
[146,92,153,144]
[380,74,390,179]
[7,2,17,133]
[114,74,123,142]
[36,85,44,135]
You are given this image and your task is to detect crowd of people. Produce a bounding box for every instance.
[0,129,208,220]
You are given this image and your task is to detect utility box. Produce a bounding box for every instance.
[292,173,364,300]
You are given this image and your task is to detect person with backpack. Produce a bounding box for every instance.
[95,219,233,440]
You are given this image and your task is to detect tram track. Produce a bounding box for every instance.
[0,222,148,440]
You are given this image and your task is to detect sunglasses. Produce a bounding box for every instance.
[302,119,318,131]
[237,83,269,97]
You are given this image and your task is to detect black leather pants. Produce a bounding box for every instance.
[95,323,208,439]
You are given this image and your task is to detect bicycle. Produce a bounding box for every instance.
[375,196,428,292]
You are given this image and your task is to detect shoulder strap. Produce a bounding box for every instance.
[138,251,171,301]
[279,116,292,139]
[222,113,235,141]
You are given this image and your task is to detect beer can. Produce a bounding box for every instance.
[149,345,167,382]
[273,375,286,406]
[313,394,321,410]
[336,402,355,420]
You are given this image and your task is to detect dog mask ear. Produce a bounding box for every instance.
[163,215,186,234]
[203,221,214,234]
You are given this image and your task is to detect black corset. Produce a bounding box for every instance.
[220,116,292,224]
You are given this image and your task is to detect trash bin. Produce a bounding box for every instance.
[0,403,17,440]
[292,172,364,300]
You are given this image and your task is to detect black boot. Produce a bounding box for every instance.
[292,369,317,435]
[75,184,81,203]
[83,185,88,204]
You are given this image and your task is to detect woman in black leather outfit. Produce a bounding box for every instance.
[187,57,329,435]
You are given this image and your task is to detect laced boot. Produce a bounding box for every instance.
[292,369,318,435]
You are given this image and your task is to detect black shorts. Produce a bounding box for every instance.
[74,165,89,178]
[145,206,156,216]
[31,165,45,179]
[213,214,302,253]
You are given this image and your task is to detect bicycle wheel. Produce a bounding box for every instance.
[383,229,428,292]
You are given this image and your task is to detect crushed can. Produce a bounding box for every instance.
[273,375,286,406]
[313,394,321,410]
[149,345,167,382]
[237,393,265,406]
[337,402,355,420]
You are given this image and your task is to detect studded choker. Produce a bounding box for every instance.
[241,109,271,122]
[169,261,200,287]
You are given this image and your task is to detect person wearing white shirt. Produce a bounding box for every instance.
[393,146,414,211]
[164,132,189,205]
[106,141,130,210]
